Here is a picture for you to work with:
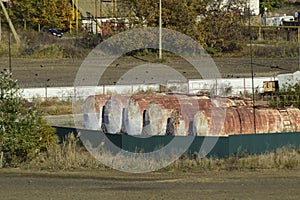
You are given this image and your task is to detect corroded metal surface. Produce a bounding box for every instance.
[124,94,182,135]
[83,95,110,130]
[193,106,300,136]
[84,94,300,136]
[123,98,143,135]
[103,95,130,134]
[285,108,300,132]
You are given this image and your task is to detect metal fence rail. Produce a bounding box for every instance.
[54,126,300,158]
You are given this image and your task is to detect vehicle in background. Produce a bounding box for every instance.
[263,80,279,94]
[47,29,63,37]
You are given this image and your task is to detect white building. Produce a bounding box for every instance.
[222,0,260,15]
[249,0,260,15]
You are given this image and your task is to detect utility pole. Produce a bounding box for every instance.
[0,11,1,42]
[95,0,98,34]
[0,1,20,46]
[298,45,300,71]
[76,0,79,33]
[159,0,162,60]
[248,5,256,134]
[8,30,11,74]
[112,0,116,17]
[70,0,74,33]
[100,0,102,18]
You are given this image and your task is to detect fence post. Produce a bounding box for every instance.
[243,77,246,97]
[0,151,3,168]
[287,28,290,41]
[45,86,48,101]
[298,27,300,42]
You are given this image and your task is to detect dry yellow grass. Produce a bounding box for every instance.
[26,133,300,172]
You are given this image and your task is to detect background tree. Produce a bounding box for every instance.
[56,0,74,31]
[9,0,73,31]
[0,70,57,167]
[271,80,300,108]
[120,0,249,54]
[196,0,249,53]
[260,0,286,12]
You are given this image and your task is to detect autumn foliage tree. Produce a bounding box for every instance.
[120,0,250,54]
[260,0,286,12]
[9,0,73,31]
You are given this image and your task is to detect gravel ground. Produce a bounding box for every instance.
[0,168,300,200]
[1,56,298,88]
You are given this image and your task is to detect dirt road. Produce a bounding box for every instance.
[1,169,300,200]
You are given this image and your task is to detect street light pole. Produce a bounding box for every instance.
[159,0,162,60]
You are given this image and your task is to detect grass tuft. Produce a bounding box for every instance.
[23,134,300,172]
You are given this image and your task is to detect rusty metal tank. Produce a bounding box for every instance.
[193,106,300,136]
[84,94,300,136]
[123,94,151,136]
[83,95,110,130]
[143,94,181,136]
[123,93,181,136]
[102,95,130,134]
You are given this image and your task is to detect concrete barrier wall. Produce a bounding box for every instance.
[21,77,276,101]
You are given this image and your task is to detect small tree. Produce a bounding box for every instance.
[0,70,57,167]
[270,81,300,108]
[282,81,300,108]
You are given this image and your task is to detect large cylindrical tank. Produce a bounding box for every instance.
[102,95,129,134]
[123,94,180,136]
[143,103,165,135]
[123,97,144,135]
[83,95,110,130]
[281,108,300,132]
[84,94,300,136]
[193,106,300,136]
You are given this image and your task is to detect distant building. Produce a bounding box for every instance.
[77,0,261,35]
[221,0,260,15]
[76,0,118,19]
[249,0,260,15]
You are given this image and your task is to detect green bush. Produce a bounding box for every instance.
[269,81,300,109]
[0,70,57,167]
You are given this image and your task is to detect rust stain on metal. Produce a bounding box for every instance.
[103,94,130,134]
[84,94,300,136]
[84,95,111,130]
